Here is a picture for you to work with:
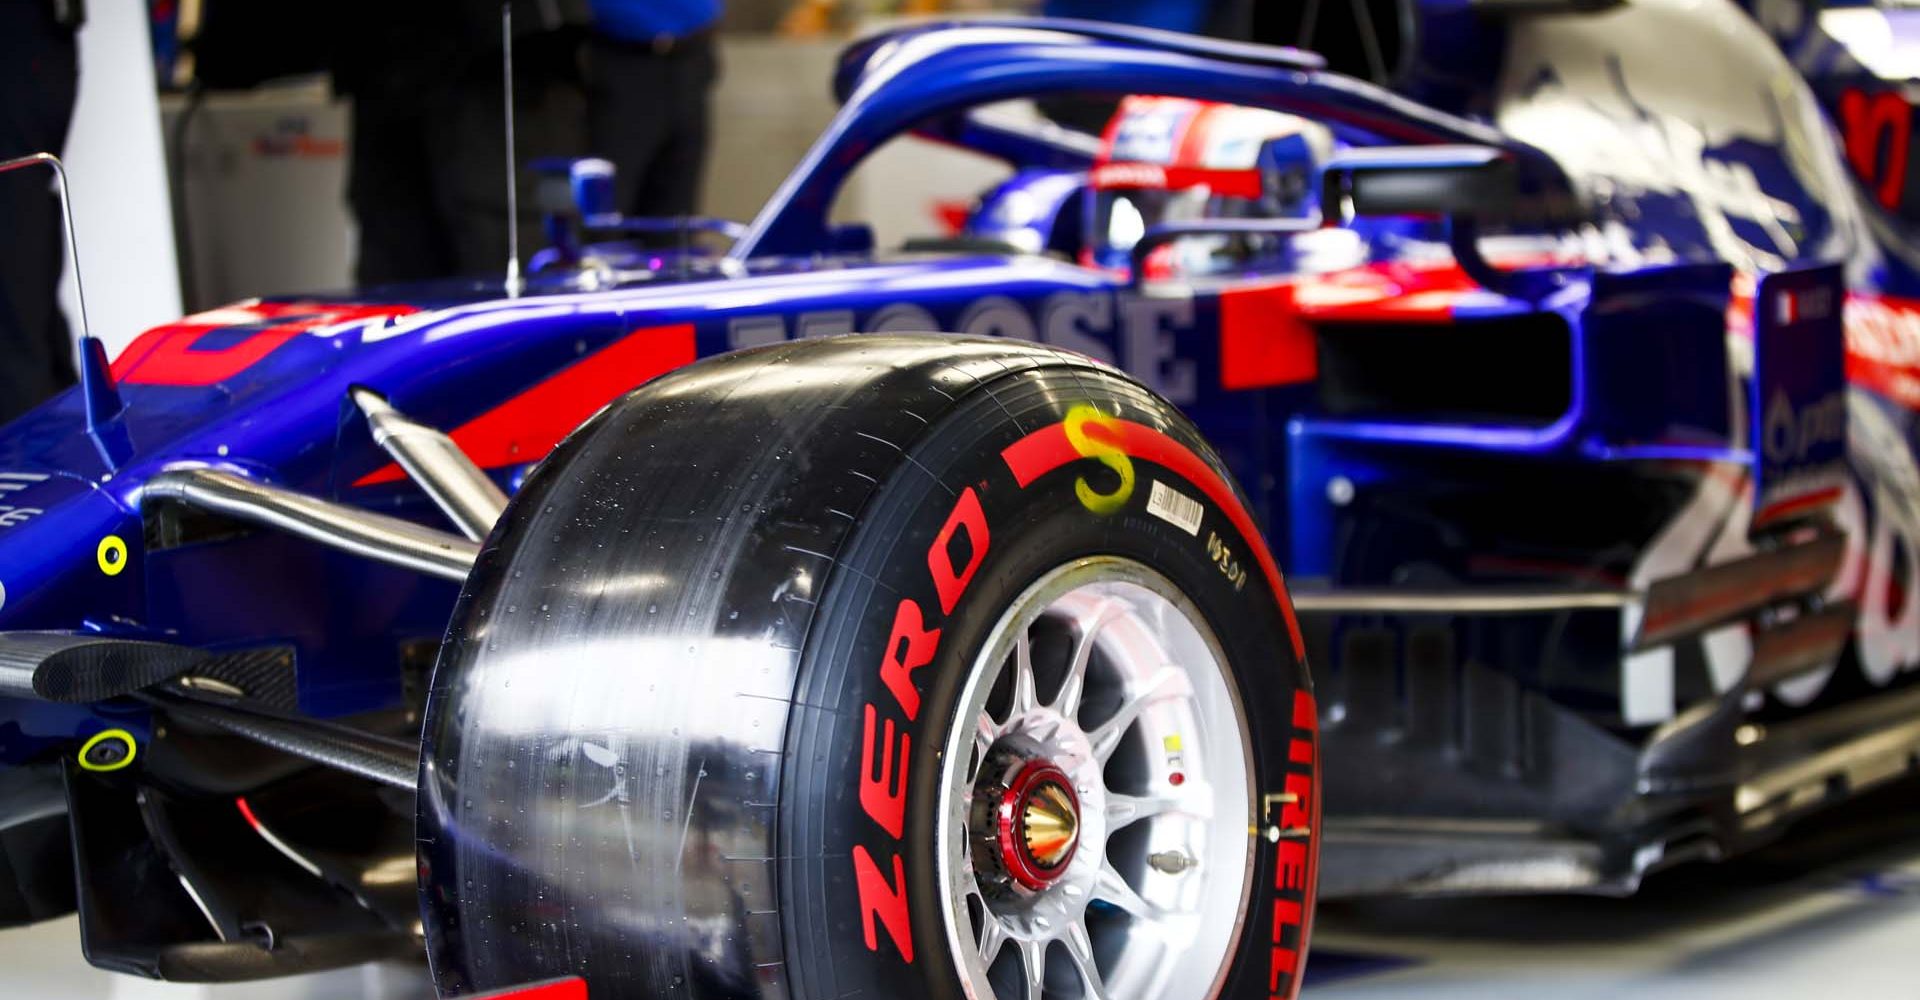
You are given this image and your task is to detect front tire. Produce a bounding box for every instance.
[418,336,1319,1000]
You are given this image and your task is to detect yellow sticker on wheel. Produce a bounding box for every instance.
[97,535,127,577]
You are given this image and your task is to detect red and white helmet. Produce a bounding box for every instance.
[1088,97,1333,275]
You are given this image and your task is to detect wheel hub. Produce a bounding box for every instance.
[937,560,1258,1000]
[970,737,1099,899]
[996,760,1081,891]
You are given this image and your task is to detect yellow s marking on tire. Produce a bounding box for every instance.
[78,729,137,772]
[1064,404,1135,515]
[97,535,128,577]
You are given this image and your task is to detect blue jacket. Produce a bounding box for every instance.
[1041,0,1209,34]
[590,0,719,42]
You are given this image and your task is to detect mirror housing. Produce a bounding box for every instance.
[570,158,620,225]
[1321,145,1586,301]
[1321,145,1518,222]
[529,156,620,225]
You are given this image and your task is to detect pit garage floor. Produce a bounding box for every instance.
[5,787,1917,1000]
[1309,784,1920,999]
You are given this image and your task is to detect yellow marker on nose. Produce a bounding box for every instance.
[78,729,137,772]
[97,535,128,576]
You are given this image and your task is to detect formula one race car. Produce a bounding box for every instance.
[0,4,1916,1000]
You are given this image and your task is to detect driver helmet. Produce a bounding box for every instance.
[1088,96,1334,278]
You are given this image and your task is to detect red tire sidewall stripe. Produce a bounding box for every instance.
[1001,414,1321,1000]
[1001,417,1306,659]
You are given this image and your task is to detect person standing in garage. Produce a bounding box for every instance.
[331,1,587,287]
[0,0,82,424]
[583,0,722,219]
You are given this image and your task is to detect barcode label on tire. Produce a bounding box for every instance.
[1147,480,1203,536]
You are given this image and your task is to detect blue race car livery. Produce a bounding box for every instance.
[0,5,1915,1000]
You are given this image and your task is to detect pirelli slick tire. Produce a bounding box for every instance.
[417,336,1320,1000]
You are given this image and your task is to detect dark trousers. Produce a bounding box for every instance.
[0,2,78,424]
[348,63,587,287]
[584,34,717,219]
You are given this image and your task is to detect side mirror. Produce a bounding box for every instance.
[528,156,619,223]
[1320,145,1585,301]
[529,157,619,269]
[1320,145,1518,222]
[527,156,747,272]
[570,158,620,225]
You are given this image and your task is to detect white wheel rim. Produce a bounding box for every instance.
[935,557,1257,1000]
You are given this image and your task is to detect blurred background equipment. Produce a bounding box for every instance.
[0,0,83,424]
[157,0,345,313]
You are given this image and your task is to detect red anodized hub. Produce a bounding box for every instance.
[995,760,1082,891]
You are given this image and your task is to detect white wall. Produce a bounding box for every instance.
[163,81,355,311]
[59,1,182,359]
[706,37,1016,252]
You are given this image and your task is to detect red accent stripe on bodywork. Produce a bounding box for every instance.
[1845,293,1920,410]
[1289,261,1479,322]
[1752,484,1845,532]
[1215,263,1492,392]
[1219,281,1317,389]
[1000,417,1305,658]
[1092,163,1265,199]
[356,323,698,486]
[112,302,417,386]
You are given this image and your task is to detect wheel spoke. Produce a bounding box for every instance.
[1053,599,1124,718]
[1065,918,1111,1000]
[1106,786,1208,829]
[1093,861,1157,920]
[973,711,997,774]
[1019,939,1047,1000]
[1011,629,1039,716]
[978,912,1008,968]
[1088,667,1191,763]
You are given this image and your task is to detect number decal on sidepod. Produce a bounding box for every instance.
[1837,394,1920,689]
[1697,395,1920,710]
[1839,87,1912,212]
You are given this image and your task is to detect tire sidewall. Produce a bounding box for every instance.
[782,368,1317,1000]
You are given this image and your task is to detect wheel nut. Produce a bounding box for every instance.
[992,760,1082,892]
